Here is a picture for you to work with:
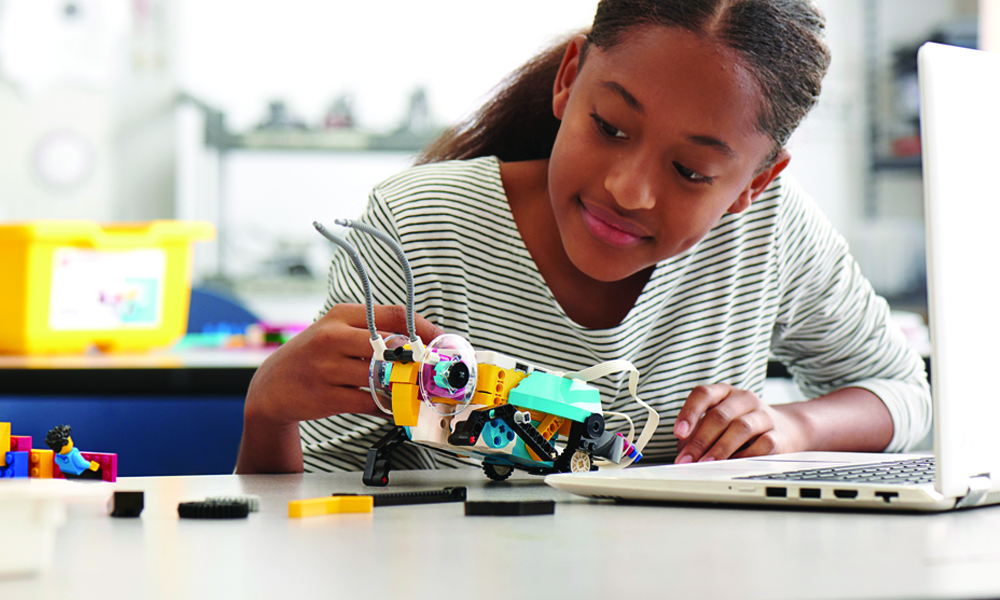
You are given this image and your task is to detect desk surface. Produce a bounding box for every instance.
[3,468,1000,600]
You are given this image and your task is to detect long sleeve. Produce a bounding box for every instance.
[769,178,931,452]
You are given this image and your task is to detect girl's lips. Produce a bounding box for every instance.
[579,202,649,247]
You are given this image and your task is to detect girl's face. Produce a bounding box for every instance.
[548,26,788,282]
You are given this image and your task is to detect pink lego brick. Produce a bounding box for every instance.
[9,436,32,452]
[84,452,117,482]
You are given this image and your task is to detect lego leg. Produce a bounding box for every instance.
[363,426,408,487]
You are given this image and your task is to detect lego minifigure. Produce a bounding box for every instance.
[45,425,103,481]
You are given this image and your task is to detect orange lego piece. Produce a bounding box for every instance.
[388,360,420,385]
[388,361,422,427]
[392,383,421,427]
[536,414,565,441]
[288,495,374,518]
[474,364,528,406]
[29,449,54,478]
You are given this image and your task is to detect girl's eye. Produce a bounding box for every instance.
[673,162,714,185]
[590,113,628,139]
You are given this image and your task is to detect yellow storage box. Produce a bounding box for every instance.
[0,221,214,354]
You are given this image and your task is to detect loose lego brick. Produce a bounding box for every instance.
[1,451,30,478]
[288,495,374,518]
[29,449,54,478]
[205,495,261,512]
[178,501,249,519]
[109,491,145,518]
[9,436,31,452]
[83,452,117,482]
[330,486,468,508]
[464,500,556,517]
[0,423,10,467]
[368,486,467,507]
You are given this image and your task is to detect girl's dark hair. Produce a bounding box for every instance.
[417,0,830,166]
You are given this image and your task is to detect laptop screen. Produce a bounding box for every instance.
[919,42,1000,497]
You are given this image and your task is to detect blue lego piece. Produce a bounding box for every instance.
[507,372,602,422]
[54,447,93,476]
[381,363,393,387]
[1,451,29,478]
[481,419,516,449]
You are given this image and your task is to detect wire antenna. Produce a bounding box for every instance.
[334,219,417,343]
[313,221,378,342]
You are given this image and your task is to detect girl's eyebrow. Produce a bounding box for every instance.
[600,79,739,159]
[600,80,644,114]
[687,134,738,159]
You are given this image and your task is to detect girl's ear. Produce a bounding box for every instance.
[553,35,588,120]
[728,149,792,214]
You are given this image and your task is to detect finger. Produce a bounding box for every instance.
[372,304,417,337]
[674,384,730,440]
[324,385,390,418]
[698,409,774,462]
[318,356,372,388]
[301,315,380,362]
[731,431,781,459]
[674,388,759,464]
[414,313,446,343]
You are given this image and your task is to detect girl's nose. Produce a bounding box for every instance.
[605,154,659,211]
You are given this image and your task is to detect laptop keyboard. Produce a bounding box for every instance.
[738,456,935,485]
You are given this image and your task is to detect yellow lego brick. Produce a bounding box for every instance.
[29,448,54,478]
[392,382,421,427]
[474,364,527,406]
[0,422,9,467]
[388,360,421,385]
[288,495,374,518]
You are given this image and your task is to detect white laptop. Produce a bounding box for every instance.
[545,42,1000,512]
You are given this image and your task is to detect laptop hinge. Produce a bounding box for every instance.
[955,475,993,509]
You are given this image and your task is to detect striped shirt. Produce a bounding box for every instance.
[300,156,931,472]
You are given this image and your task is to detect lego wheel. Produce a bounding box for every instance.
[369,333,409,415]
[483,463,514,481]
[418,333,478,416]
[566,449,592,473]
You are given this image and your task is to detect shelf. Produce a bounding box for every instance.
[228,128,440,153]
[872,155,922,172]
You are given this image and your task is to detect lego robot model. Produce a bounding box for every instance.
[315,220,659,486]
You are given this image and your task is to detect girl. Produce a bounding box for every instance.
[236,0,930,475]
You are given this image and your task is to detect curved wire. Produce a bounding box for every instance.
[334,218,417,343]
[313,221,378,341]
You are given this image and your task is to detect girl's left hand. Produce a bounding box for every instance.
[673,384,811,464]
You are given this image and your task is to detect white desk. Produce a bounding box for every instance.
[3,468,999,600]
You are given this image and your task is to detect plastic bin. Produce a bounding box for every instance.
[0,220,214,354]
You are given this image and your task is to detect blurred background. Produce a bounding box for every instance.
[1,0,994,325]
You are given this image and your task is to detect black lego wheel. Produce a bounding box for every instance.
[583,413,605,438]
[483,463,514,481]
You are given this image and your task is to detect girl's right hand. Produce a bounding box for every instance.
[247,304,446,426]
[235,304,444,473]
